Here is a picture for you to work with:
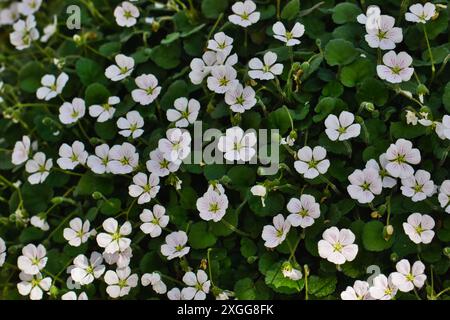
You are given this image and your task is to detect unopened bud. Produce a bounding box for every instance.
[92,191,103,200]
[417,84,429,96]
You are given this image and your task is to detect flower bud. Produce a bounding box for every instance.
[92,191,103,200]
[390,252,399,262]
[417,84,429,96]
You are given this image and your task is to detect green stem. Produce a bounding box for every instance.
[423,24,435,83]
[207,248,214,287]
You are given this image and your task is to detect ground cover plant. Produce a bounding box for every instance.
[0,0,449,300]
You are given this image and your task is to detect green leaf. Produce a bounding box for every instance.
[240,237,257,258]
[339,58,375,87]
[265,262,304,294]
[308,275,337,297]
[98,42,122,57]
[188,221,217,249]
[249,192,285,217]
[99,198,122,216]
[390,121,427,139]
[443,82,450,113]
[75,172,114,196]
[149,41,181,69]
[19,227,45,243]
[18,61,45,93]
[160,80,189,110]
[228,166,256,188]
[324,39,358,66]
[281,0,300,20]
[76,58,105,86]
[161,32,181,45]
[362,221,393,252]
[85,83,110,106]
[332,3,361,24]
[268,107,292,135]
[234,278,257,299]
[201,0,229,19]
[356,78,389,106]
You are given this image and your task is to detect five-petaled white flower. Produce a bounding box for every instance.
[390,259,426,292]
[341,280,372,300]
[384,139,421,178]
[347,167,382,204]
[166,97,200,127]
[36,72,68,101]
[196,189,229,222]
[400,169,435,202]
[248,51,283,80]
[87,144,111,174]
[294,146,330,179]
[140,204,169,238]
[104,267,138,298]
[128,172,160,204]
[182,270,211,300]
[19,0,42,16]
[59,97,86,124]
[108,142,139,174]
[262,214,291,248]
[324,111,361,141]
[405,3,436,24]
[318,227,358,265]
[63,217,95,247]
[17,243,47,275]
[89,96,120,122]
[131,74,161,105]
[228,0,260,27]
[224,83,256,113]
[114,1,140,27]
[207,32,233,57]
[57,141,88,170]
[25,152,53,184]
[161,231,190,260]
[218,126,257,162]
[365,153,397,188]
[364,15,403,50]
[403,213,435,244]
[105,54,135,81]
[10,15,39,50]
[377,51,414,84]
[141,272,167,294]
[96,218,132,254]
[17,272,51,300]
[286,194,320,228]
[369,274,398,300]
[438,180,450,214]
[117,111,144,139]
[158,128,192,162]
[207,65,238,94]
[272,21,305,46]
[146,149,180,177]
[71,252,105,285]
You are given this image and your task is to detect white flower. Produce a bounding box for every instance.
[369,274,397,300]
[286,194,320,228]
[0,237,5,267]
[347,167,382,204]
[272,21,305,46]
[146,149,180,177]
[25,152,52,184]
[224,83,256,113]
[167,287,191,300]
[59,98,86,124]
[36,72,69,101]
[114,1,139,27]
[196,189,229,222]
[161,231,190,260]
[357,5,381,25]
[282,263,303,281]
[108,142,139,174]
[17,243,47,275]
[262,214,291,248]
[385,139,421,178]
[377,51,414,84]
[364,15,403,50]
[318,227,358,265]
[438,180,450,214]
[405,3,436,24]
[182,270,210,300]
[207,32,233,56]
[103,247,133,268]
[324,111,361,141]
[87,144,111,174]
[166,97,200,127]
[140,204,169,237]
[61,291,88,300]
[141,272,167,294]
[17,272,51,300]
[63,217,95,247]
[105,54,134,81]
[341,280,372,300]
[228,0,260,27]
[250,185,267,207]
[19,0,42,16]
[104,267,138,298]
[158,128,191,162]
[403,213,435,244]
[400,170,435,202]
[40,15,57,43]
[71,252,105,285]
[218,126,257,162]
[207,65,238,94]
[391,259,426,292]
[10,15,39,50]
[406,110,419,125]
[30,215,49,231]
[131,74,161,105]
[96,218,132,254]
[365,153,397,188]
[294,146,330,179]
[188,51,217,85]
[57,141,88,170]
[437,115,450,140]
[12,135,33,165]
[128,172,160,204]
[0,3,20,26]
[89,96,119,122]
[248,51,283,80]
[117,111,144,139]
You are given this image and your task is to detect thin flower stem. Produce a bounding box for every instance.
[158,273,185,287]
[220,219,252,237]
[207,248,214,287]
[320,175,341,195]
[413,287,422,300]
[303,265,309,300]
[435,286,450,298]
[207,13,224,41]
[423,24,435,83]
[283,105,294,131]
